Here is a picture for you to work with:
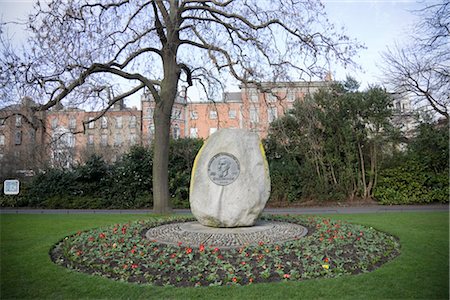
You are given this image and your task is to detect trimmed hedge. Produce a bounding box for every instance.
[0,138,203,209]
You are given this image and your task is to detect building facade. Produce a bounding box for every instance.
[1,80,338,178]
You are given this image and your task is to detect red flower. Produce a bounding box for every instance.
[88,237,95,242]
[171,253,177,258]
[241,261,246,265]
[323,257,329,263]
[283,274,290,279]
[131,249,136,254]
[212,247,220,254]
[177,242,183,247]
[249,278,254,283]
[232,277,238,283]
[258,241,264,246]
[199,244,205,252]
[123,264,128,269]
[76,250,83,256]
[131,264,138,269]
[99,233,106,239]
[186,247,193,254]
[121,227,127,234]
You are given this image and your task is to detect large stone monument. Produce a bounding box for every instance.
[189,129,271,227]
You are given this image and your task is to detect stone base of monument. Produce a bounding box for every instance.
[145,221,308,249]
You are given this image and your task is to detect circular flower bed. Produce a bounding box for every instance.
[50,215,400,287]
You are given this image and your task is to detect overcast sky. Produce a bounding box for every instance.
[0,0,434,106]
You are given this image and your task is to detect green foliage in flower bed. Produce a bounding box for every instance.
[51,215,400,287]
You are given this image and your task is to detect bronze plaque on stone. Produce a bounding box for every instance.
[207,153,240,186]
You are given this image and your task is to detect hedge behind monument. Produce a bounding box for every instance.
[0,139,203,209]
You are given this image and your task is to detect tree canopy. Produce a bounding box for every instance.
[381,0,449,121]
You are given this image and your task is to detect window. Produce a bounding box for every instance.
[88,117,95,129]
[250,107,259,123]
[268,107,278,123]
[87,134,94,146]
[146,107,154,119]
[100,134,108,146]
[114,133,122,146]
[190,127,198,138]
[266,93,277,102]
[209,127,217,136]
[129,116,137,128]
[15,115,22,127]
[0,134,5,146]
[130,133,137,145]
[228,109,237,119]
[172,109,181,120]
[101,116,108,129]
[115,116,123,128]
[67,134,75,148]
[149,124,155,137]
[69,117,76,129]
[287,89,296,102]
[15,131,22,145]
[209,110,217,119]
[51,117,58,129]
[190,111,198,120]
[173,125,180,139]
[248,89,259,103]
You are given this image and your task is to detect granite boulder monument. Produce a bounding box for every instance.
[189,129,271,228]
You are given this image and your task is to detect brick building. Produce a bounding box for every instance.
[0,80,331,178]
[0,97,47,180]
[183,81,331,139]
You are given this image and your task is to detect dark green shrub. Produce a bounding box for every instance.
[374,162,428,204]
[375,120,449,205]
[104,145,153,208]
[169,138,203,208]
[375,160,449,205]
[26,168,79,207]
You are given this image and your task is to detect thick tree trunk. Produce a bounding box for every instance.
[152,103,172,214]
[152,41,180,214]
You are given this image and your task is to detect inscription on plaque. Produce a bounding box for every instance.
[207,153,240,186]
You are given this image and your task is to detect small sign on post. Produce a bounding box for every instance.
[4,180,20,195]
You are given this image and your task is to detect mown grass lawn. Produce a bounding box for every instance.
[0,211,448,299]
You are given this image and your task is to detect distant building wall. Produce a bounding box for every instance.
[0,80,336,175]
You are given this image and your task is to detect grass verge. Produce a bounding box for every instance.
[0,212,448,299]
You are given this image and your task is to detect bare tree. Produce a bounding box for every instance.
[1,0,361,213]
[382,1,449,121]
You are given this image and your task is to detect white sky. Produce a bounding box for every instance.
[0,0,433,107]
